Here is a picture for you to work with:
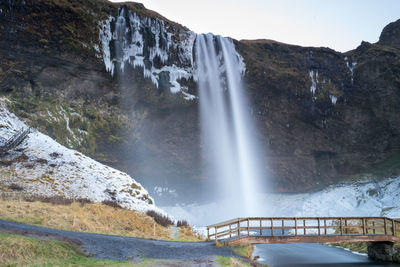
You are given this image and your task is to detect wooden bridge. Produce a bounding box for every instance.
[207,217,400,245]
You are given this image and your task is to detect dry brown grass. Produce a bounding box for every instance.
[0,198,173,240]
[177,226,204,242]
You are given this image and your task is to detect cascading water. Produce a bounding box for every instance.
[195,34,266,220]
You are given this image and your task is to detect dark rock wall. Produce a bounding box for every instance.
[1,0,400,201]
[238,34,400,191]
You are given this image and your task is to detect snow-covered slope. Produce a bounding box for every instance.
[163,176,400,226]
[0,99,160,213]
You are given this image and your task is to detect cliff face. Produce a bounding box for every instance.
[1,0,399,202]
[239,30,400,191]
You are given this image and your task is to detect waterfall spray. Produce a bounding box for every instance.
[195,34,266,220]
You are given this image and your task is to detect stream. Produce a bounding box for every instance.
[253,243,399,267]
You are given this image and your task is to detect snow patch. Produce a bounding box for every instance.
[99,9,196,96]
[309,70,318,94]
[99,17,114,75]
[182,91,196,101]
[344,56,357,84]
[330,95,337,105]
[0,99,163,214]
[162,176,400,226]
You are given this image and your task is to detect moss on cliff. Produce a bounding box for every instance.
[6,93,133,162]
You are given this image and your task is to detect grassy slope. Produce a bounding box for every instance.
[0,232,133,266]
[0,232,248,267]
[0,198,173,240]
[0,197,204,242]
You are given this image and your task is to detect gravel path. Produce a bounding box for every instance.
[0,219,235,262]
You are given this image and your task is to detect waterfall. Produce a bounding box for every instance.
[195,34,265,219]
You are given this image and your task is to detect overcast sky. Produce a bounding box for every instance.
[110,0,400,52]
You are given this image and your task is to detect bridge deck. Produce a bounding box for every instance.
[207,217,400,245]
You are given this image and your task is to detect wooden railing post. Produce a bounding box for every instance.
[324,219,327,235]
[271,219,274,237]
[344,219,347,234]
[384,218,387,235]
[340,218,343,235]
[318,218,321,236]
[207,227,210,240]
[229,224,232,238]
[303,219,306,235]
[238,219,241,238]
[295,218,298,236]
[392,219,395,236]
[372,221,376,234]
[282,219,284,236]
[260,219,262,236]
[215,226,218,242]
[247,218,250,236]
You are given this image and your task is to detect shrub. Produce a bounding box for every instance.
[146,210,174,227]
[177,220,189,227]
[8,183,23,191]
[23,195,91,206]
[101,200,122,209]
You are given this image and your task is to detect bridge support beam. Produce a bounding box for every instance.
[368,242,394,262]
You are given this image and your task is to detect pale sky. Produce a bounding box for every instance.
[110,0,400,52]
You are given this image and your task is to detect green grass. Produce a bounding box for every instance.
[342,152,400,184]
[216,256,251,267]
[232,245,254,259]
[0,232,133,266]
[368,152,400,177]
[0,216,44,226]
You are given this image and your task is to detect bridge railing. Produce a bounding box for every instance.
[207,217,400,241]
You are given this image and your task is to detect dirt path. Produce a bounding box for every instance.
[0,219,235,263]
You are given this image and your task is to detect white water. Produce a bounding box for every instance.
[195,34,266,220]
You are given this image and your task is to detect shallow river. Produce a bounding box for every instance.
[253,243,399,267]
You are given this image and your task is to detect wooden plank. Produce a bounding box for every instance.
[207,217,245,228]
